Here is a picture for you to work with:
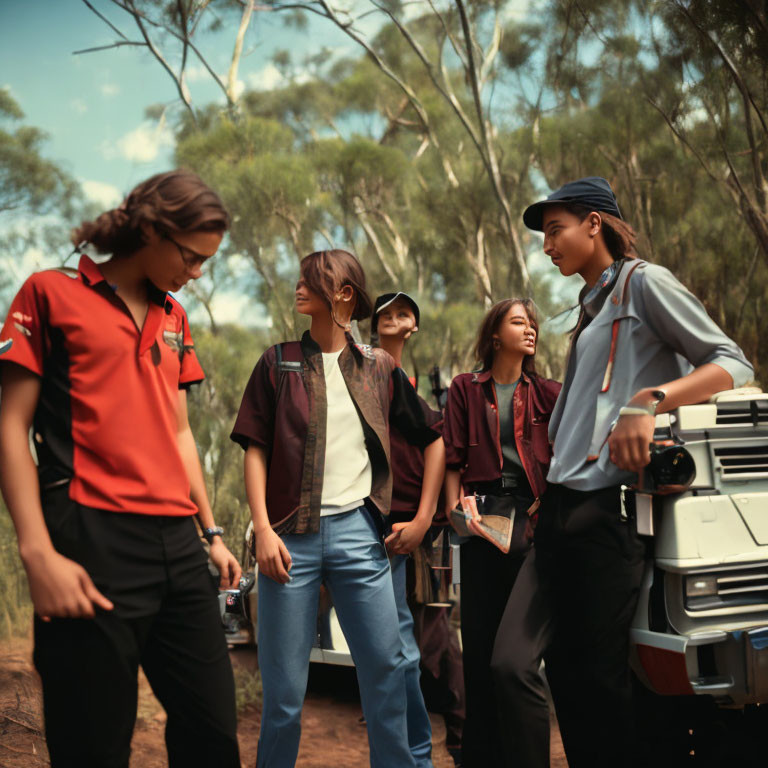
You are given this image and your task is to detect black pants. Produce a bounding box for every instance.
[492,484,645,768]
[407,599,465,748]
[33,487,240,768]
[459,506,530,767]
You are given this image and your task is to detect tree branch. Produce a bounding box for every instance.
[673,0,767,209]
[228,0,255,105]
[646,96,719,183]
[424,0,467,69]
[455,0,530,290]
[73,40,146,55]
[105,0,233,110]
[80,0,128,40]
[309,0,461,187]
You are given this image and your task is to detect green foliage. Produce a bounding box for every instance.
[0,88,79,217]
[0,501,32,639]
[233,663,263,712]
[186,323,274,555]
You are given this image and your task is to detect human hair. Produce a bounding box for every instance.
[71,170,230,257]
[474,298,539,375]
[562,202,637,261]
[299,249,373,322]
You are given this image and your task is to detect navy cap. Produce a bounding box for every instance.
[523,176,622,231]
[371,292,420,334]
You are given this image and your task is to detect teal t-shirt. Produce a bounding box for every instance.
[493,379,524,482]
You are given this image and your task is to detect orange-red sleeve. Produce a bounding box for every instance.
[178,308,205,388]
[0,275,47,376]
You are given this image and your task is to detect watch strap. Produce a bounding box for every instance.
[203,526,224,543]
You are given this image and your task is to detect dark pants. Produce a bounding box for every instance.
[459,534,528,767]
[492,484,645,768]
[33,487,240,768]
[407,596,465,748]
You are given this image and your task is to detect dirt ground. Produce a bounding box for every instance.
[0,634,566,767]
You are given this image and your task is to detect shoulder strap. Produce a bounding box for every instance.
[613,258,645,306]
[274,341,303,401]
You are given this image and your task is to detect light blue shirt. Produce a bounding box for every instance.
[548,260,754,491]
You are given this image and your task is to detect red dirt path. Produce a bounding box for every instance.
[0,635,566,767]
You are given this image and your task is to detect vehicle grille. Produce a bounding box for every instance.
[716,400,768,427]
[713,444,768,479]
[686,566,768,611]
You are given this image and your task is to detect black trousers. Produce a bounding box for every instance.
[33,486,240,768]
[492,484,645,768]
[408,600,465,748]
[459,495,530,768]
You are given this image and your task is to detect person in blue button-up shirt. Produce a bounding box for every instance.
[491,177,753,768]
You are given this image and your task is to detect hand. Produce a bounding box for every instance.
[209,538,242,589]
[24,549,114,621]
[254,526,292,584]
[608,412,655,472]
[385,519,430,555]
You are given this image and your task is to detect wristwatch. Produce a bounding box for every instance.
[203,526,225,544]
[619,389,666,418]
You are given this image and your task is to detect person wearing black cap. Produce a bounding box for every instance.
[371,292,464,767]
[490,177,753,767]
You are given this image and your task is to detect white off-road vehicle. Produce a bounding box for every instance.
[220,526,460,667]
[630,387,768,708]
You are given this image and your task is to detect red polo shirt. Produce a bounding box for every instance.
[0,255,204,516]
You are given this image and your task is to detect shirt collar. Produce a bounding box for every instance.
[474,369,532,385]
[77,253,106,286]
[582,259,622,306]
[579,258,626,321]
[77,253,169,308]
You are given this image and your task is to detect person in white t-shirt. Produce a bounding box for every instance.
[232,249,443,768]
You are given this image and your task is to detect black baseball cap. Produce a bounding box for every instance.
[371,292,420,334]
[523,176,623,231]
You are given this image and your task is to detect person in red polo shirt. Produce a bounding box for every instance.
[0,170,242,768]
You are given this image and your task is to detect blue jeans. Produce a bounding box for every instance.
[256,508,416,768]
[391,554,434,767]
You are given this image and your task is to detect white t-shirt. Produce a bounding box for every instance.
[320,349,373,516]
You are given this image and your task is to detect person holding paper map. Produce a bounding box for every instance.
[442,300,560,767]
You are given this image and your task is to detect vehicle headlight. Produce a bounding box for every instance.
[685,575,718,598]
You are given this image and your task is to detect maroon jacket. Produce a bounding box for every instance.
[443,370,561,500]
[231,331,440,534]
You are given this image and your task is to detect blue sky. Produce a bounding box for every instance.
[1,1,354,208]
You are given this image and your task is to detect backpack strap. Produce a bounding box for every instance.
[274,341,303,400]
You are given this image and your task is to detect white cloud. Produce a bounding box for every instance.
[0,247,57,290]
[70,98,88,114]
[81,180,122,209]
[104,120,174,164]
[184,65,211,83]
[247,63,285,92]
[100,83,120,98]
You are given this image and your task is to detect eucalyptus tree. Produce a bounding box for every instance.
[0,89,78,218]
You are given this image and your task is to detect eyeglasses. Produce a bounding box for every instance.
[164,233,210,270]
